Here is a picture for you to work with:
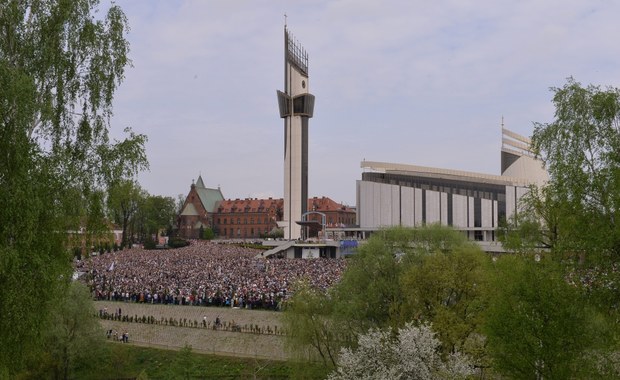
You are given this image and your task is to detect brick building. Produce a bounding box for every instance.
[214,198,283,239]
[307,196,356,227]
[178,176,224,239]
[212,196,355,239]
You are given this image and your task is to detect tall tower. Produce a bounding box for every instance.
[277,26,315,240]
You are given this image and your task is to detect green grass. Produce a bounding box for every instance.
[74,343,330,379]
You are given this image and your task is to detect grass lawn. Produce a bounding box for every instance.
[74,342,330,379]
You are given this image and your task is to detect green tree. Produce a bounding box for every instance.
[530,78,620,261]
[400,244,489,357]
[200,226,215,240]
[107,179,144,248]
[282,225,490,369]
[518,78,620,322]
[0,1,144,375]
[135,194,176,242]
[332,225,479,335]
[282,282,341,367]
[485,255,596,379]
[34,282,108,379]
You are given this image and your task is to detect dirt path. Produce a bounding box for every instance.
[96,301,291,360]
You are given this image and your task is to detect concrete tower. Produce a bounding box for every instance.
[277,26,315,240]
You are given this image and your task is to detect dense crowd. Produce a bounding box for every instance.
[76,240,347,310]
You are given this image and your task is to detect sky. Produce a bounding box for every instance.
[105,0,620,206]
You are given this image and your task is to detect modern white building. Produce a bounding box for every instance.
[356,128,548,245]
[276,26,315,240]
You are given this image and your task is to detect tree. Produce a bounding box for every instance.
[327,322,473,380]
[530,78,620,261]
[282,225,490,370]
[332,225,481,335]
[484,255,597,379]
[282,282,342,367]
[0,1,144,375]
[107,179,144,248]
[134,193,176,242]
[517,78,620,320]
[33,282,108,379]
[399,244,489,359]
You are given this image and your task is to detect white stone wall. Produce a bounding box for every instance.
[425,190,440,224]
[505,185,516,220]
[468,197,475,228]
[441,192,448,225]
[502,155,549,187]
[481,198,493,228]
[414,188,423,226]
[452,194,468,228]
[357,180,531,238]
[401,187,415,227]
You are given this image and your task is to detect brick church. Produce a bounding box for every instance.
[177,175,356,239]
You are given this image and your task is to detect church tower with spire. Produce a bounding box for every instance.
[276,25,315,240]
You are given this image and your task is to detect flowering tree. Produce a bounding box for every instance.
[328,323,473,380]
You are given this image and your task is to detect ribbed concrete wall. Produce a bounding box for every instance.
[401,187,415,227]
[357,181,528,238]
[453,194,468,228]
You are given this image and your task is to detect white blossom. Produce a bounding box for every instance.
[328,322,473,380]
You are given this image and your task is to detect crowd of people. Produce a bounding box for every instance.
[77,240,347,310]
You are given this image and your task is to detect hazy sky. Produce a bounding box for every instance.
[106,0,620,206]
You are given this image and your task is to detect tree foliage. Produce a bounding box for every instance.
[400,244,489,355]
[530,78,620,260]
[327,322,473,380]
[107,179,144,248]
[485,255,597,379]
[283,226,490,374]
[33,282,108,379]
[0,0,145,375]
[282,282,342,367]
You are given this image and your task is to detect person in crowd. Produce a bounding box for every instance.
[80,240,346,310]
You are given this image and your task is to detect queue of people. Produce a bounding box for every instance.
[78,240,346,310]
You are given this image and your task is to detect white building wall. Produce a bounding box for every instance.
[493,200,498,228]
[392,185,401,225]
[481,198,493,228]
[503,155,549,187]
[414,188,423,226]
[373,182,383,228]
[401,187,415,227]
[505,185,516,220]
[516,186,529,211]
[358,181,376,229]
[468,197,475,228]
[379,184,393,226]
[440,193,448,225]
[426,190,440,224]
[452,194,468,228]
[282,61,310,240]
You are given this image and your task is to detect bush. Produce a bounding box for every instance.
[168,237,189,248]
[143,236,156,250]
[200,227,215,240]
